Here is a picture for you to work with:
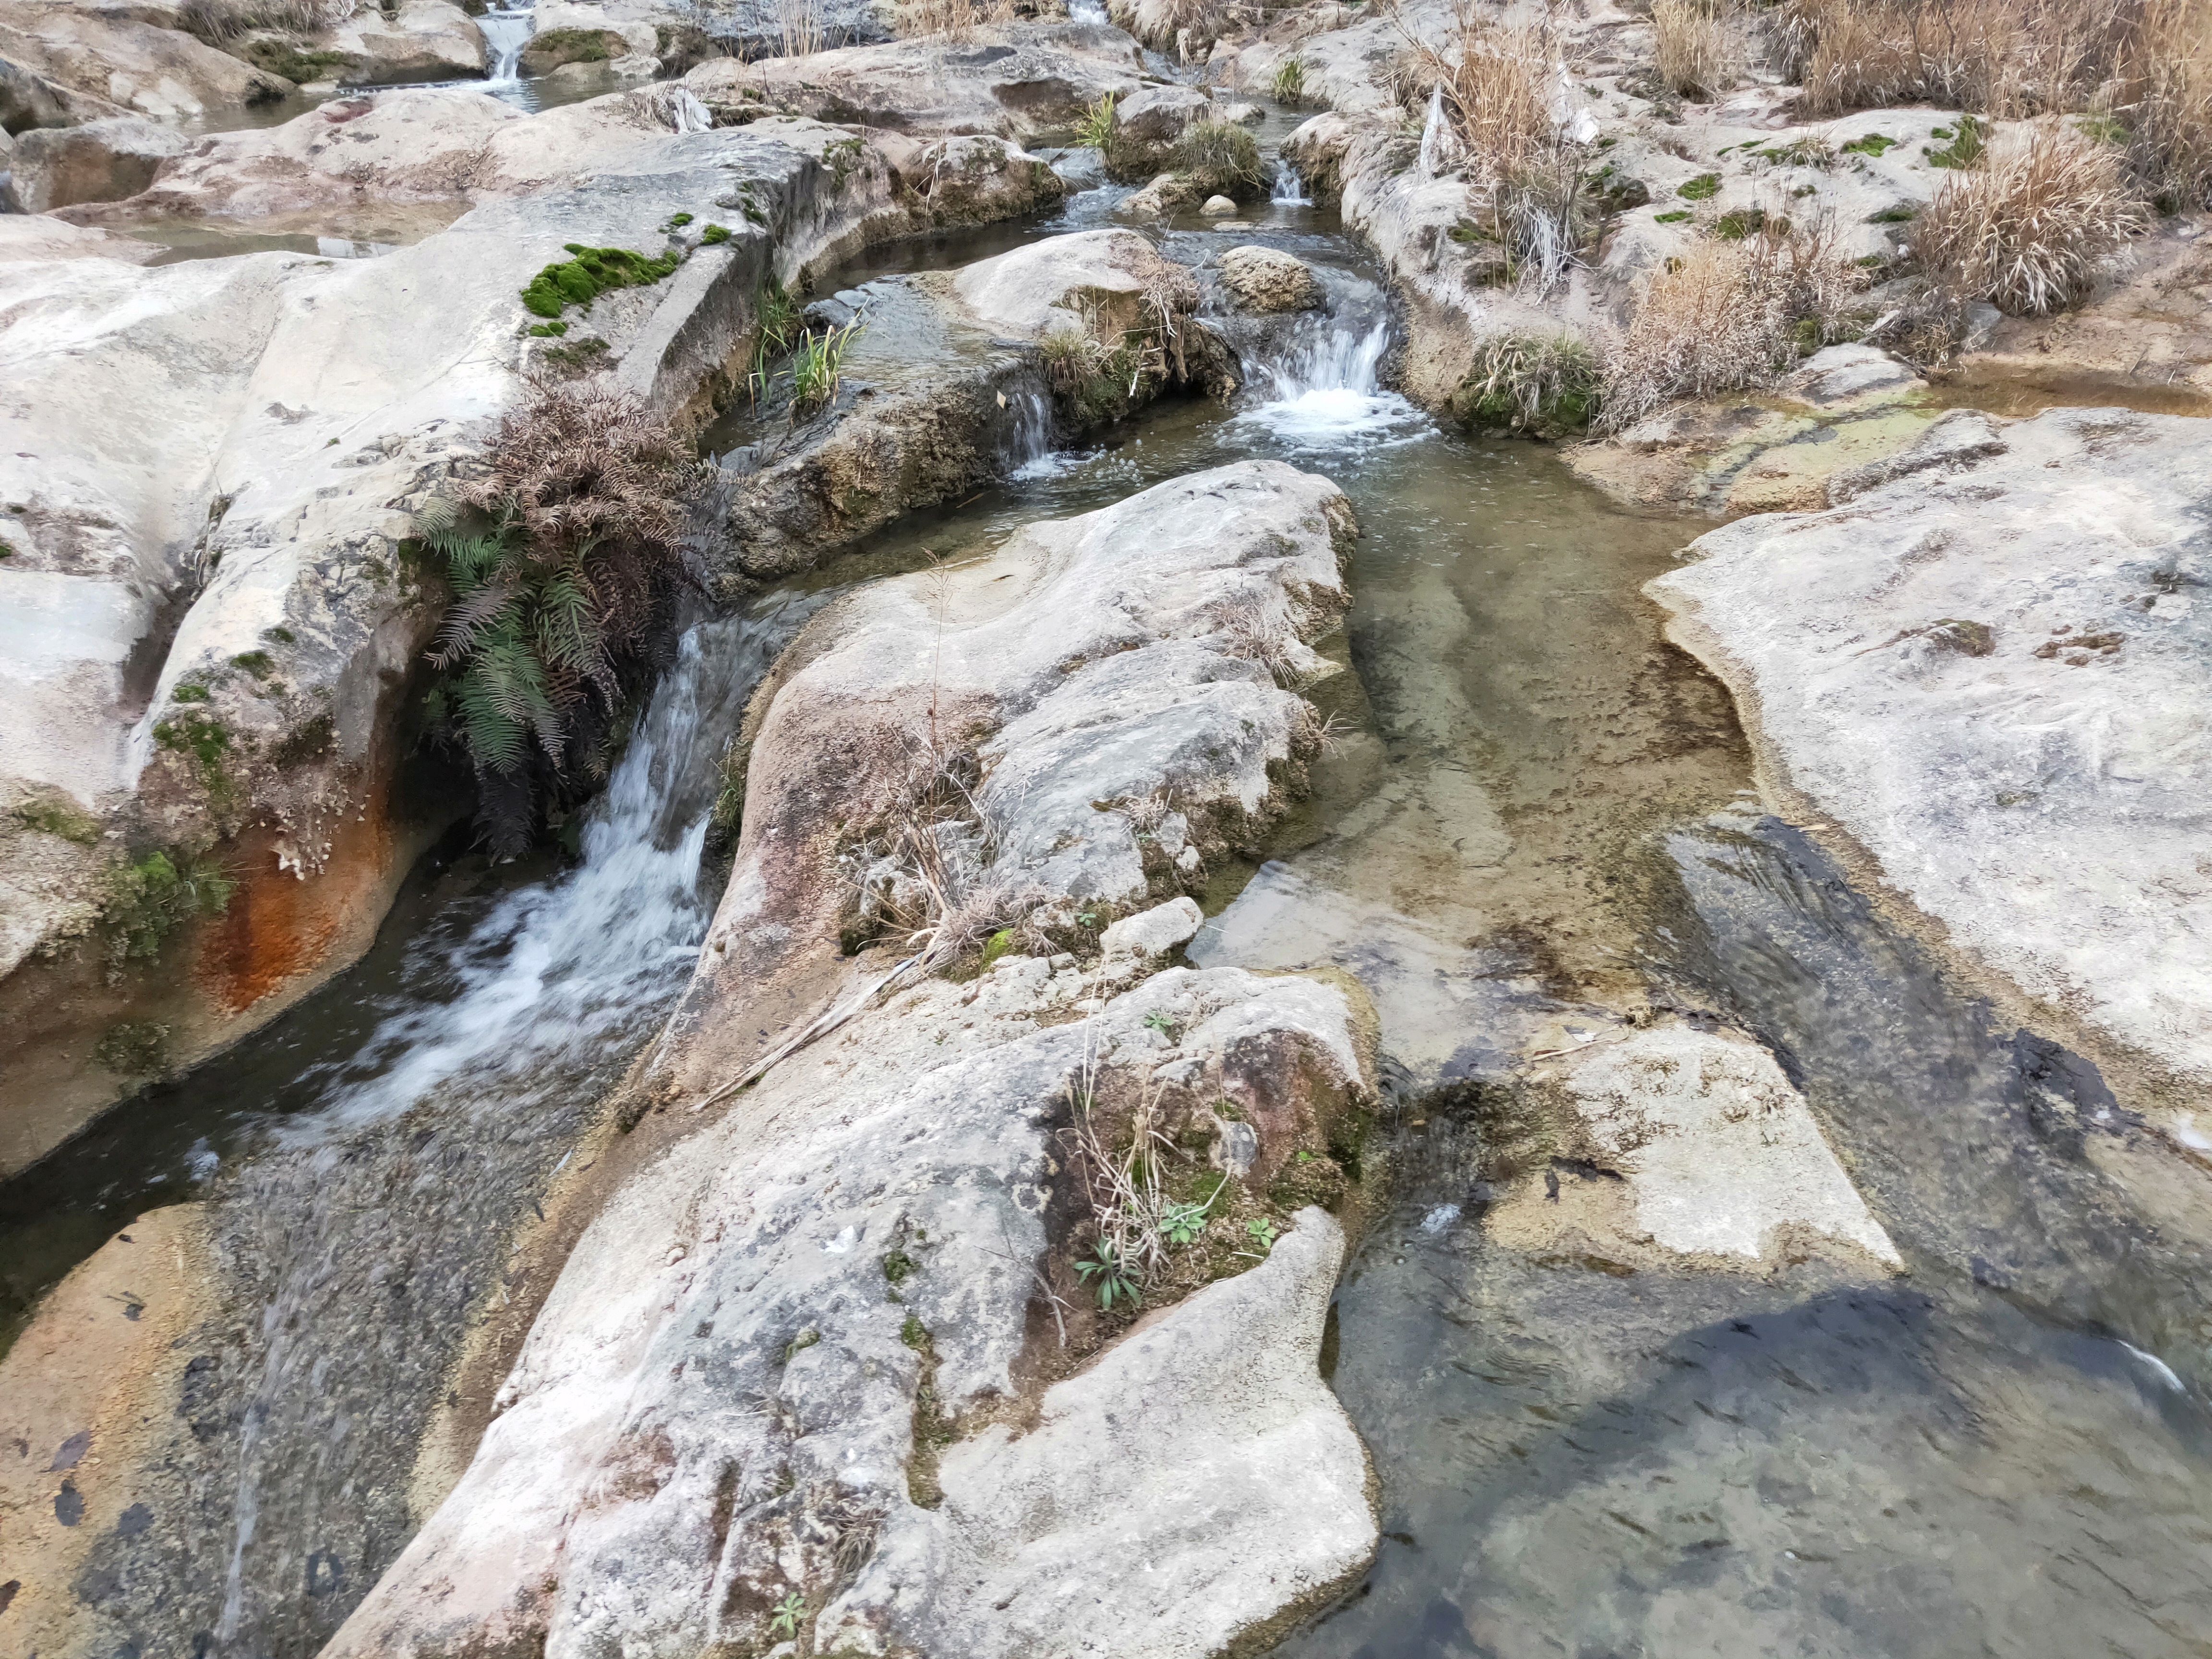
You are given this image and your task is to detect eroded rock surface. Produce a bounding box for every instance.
[1216,242,1323,313]
[1649,407,2212,1091]
[5,112,184,211]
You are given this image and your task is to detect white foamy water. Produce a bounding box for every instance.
[269,604,805,1145]
[1271,165,1313,206]
[478,4,535,85]
[1068,0,1109,21]
[1231,320,1430,450]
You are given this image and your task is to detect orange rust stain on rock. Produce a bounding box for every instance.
[203,803,397,1015]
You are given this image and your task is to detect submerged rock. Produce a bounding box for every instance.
[1648,407,2212,1095]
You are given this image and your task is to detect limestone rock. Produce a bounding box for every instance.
[685,21,1142,138]
[890,1208,1377,1657]
[1099,894,1204,964]
[1200,190,1235,214]
[0,0,291,121]
[1490,1020,1899,1271]
[1648,407,2212,1090]
[0,116,1063,1174]
[0,213,159,263]
[1106,80,1209,176]
[299,0,486,84]
[1216,242,1323,313]
[6,113,184,211]
[0,46,132,129]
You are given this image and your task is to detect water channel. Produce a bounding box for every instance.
[8,74,2212,1659]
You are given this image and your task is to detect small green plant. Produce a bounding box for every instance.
[883,1248,917,1286]
[1453,330,1602,436]
[1840,132,1896,156]
[1677,171,1721,200]
[528,320,569,337]
[769,1592,805,1639]
[1714,205,1772,239]
[1246,1217,1277,1250]
[783,1328,820,1363]
[1271,55,1307,104]
[1073,1238,1142,1310]
[12,793,100,843]
[1161,1178,1224,1247]
[519,243,685,322]
[100,849,235,978]
[1653,208,1692,223]
[666,211,694,228]
[1076,91,1117,150]
[229,649,275,677]
[1142,1010,1177,1035]
[0,537,17,558]
[746,281,805,404]
[788,323,861,415]
[153,709,232,788]
[901,1313,928,1349]
[701,222,732,244]
[1866,203,1918,223]
[980,926,1017,968]
[94,1020,170,1077]
[170,682,210,704]
[1926,114,1986,169]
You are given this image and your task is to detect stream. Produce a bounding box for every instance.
[10,81,2212,1659]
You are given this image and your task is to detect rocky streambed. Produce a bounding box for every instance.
[3,8,2211,1659]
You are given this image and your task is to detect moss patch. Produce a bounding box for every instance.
[1677,171,1720,200]
[99,849,234,979]
[520,243,684,321]
[12,792,100,844]
[94,1020,170,1077]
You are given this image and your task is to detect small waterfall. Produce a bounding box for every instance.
[1068,0,1109,21]
[1271,164,1312,206]
[201,600,817,1654]
[1231,317,1428,449]
[478,2,535,85]
[1004,387,1062,480]
[1418,84,1462,178]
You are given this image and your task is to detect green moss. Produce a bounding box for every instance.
[263,625,296,645]
[239,40,350,83]
[1926,114,1986,169]
[822,135,866,189]
[99,849,234,977]
[1715,206,1773,239]
[980,927,1016,969]
[539,335,611,377]
[0,537,16,559]
[230,649,275,677]
[1677,171,1720,200]
[154,709,230,773]
[527,320,570,337]
[1840,132,1896,156]
[883,1249,918,1286]
[11,792,100,844]
[170,682,211,704]
[901,1314,928,1350]
[700,222,731,244]
[519,243,685,322]
[1866,203,1917,223]
[94,1020,171,1078]
[521,24,613,65]
[1653,208,1692,223]
[783,1328,820,1363]
[667,211,694,227]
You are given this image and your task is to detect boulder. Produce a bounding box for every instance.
[0,115,1072,1175]
[298,0,487,84]
[1486,1020,1900,1272]
[1647,407,2212,1094]
[1105,79,1209,176]
[0,47,132,128]
[685,21,1142,138]
[6,113,185,211]
[0,207,160,263]
[1200,190,1235,214]
[1217,243,1323,312]
[0,0,291,121]
[325,460,1375,1659]
[517,21,628,74]
[1099,893,1204,965]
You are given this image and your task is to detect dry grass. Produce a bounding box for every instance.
[1390,0,1560,180]
[1600,218,1864,429]
[776,0,823,57]
[2116,0,2212,208]
[176,0,355,44]
[1910,120,2150,313]
[1652,0,1743,100]
[896,0,1016,38]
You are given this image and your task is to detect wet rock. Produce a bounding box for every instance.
[1201,191,1236,215]
[6,116,186,212]
[1490,1020,1900,1272]
[726,228,1213,577]
[1217,243,1324,313]
[1648,407,2212,1093]
[1566,344,1937,516]
[0,0,291,121]
[685,22,1142,139]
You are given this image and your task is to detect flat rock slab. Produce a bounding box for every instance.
[1649,407,2212,1089]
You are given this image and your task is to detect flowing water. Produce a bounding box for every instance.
[12,73,2212,1659]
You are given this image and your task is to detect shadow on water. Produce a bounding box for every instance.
[1277,801,2212,1659]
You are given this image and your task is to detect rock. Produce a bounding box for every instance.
[1216,97,1262,123]
[0,115,1069,1175]
[1119,168,1197,218]
[899,1208,1376,1656]
[1564,344,1937,516]
[325,463,1372,1659]
[291,0,486,84]
[685,22,1142,139]
[0,0,292,121]
[1216,243,1323,313]
[1105,80,1209,177]
[1200,191,1236,215]
[6,114,185,212]
[517,22,627,74]
[1490,1021,1900,1271]
[0,47,133,129]
[0,213,159,264]
[727,228,1216,576]
[0,1206,214,1656]
[1647,408,2212,1091]
[1099,894,1204,964]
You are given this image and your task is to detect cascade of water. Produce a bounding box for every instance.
[1231,317,1429,449]
[204,599,816,1653]
[478,3,535,84]
[1068,0,1109,21]
[1418,84,1461,178]
[1004,388,1064,480]
[1270,164,1312,205]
